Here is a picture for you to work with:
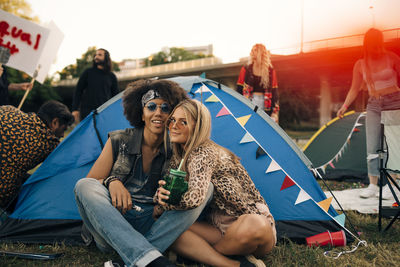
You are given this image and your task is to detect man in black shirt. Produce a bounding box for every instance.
[72,48,119,122]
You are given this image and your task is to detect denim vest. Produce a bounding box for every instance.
[108,127,170,203]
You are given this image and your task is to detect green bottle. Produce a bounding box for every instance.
[163,169,188,205]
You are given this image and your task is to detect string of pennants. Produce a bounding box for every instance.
[314,112,366,174]
[195,83,346,228]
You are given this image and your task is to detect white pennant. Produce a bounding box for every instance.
[295,189,311,205]
[240,132,254,144]
[355,123,363,127]
[195,84,210,94]
[266,159,281,173]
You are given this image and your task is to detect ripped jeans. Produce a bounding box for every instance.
[366,91,400,176]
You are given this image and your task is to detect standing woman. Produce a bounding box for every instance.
[237,44,279,122]
[156,99,276,267]
[337,28,400,199]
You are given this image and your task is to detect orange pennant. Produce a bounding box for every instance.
[318,197,333,212]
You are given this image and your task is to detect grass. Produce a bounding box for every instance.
[2,131,399,266]
[1,209,399,267]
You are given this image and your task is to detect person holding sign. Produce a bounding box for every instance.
[155,99,276,267]
[72,48,119,122]
[0,47,33,106]
[74,80,213,267]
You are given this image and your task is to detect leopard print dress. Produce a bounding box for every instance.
[164,140,276,242]
[0,106,59,209]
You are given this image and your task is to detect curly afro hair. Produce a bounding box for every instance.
[122,79,188,127]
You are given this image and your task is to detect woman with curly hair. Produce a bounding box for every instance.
[74,80,213,267]
[156,99,276,267]
[237,44,279,122]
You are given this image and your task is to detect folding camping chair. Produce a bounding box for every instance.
[378,109,400,231]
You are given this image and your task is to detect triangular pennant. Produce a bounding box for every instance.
[256,146,267,159]
[280,175,296,191]
[353,128,360,132]
[355,122,363,127]
[318,197,333,212]
[266,159,281,173]
[320,165,326,174]
[199,72,206,78]
[216,107,230,117]
[205,95,219,103]
[194,84,210,94]
[295,189,311,205]
[328,161,335,169]
[240,132,254,144]
[237,115,251,126]
[335,154,339,162]
[334,213,346,227]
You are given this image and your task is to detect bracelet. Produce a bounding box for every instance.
[103,176,121,189]
[343,104,348,110]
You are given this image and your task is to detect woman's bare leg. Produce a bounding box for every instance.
[171,222,240,267]
[213,214,275,257]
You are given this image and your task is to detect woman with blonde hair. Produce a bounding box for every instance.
[237,44,279,122]
[155,99,276,267]
[337,28,400,199]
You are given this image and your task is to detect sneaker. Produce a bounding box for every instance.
[104,259,126,267]
[360,184,378,198]
[230,255,266,267]
[378,184,400,200]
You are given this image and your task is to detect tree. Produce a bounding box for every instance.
[145,47,213,67]
[0,0,39,21]
[58,47,120,80]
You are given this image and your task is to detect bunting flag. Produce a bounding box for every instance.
[310,112,366,172]
[216,107,230,117]
[194,84,210,94]
[240,132,254,144]
[237,115,251,126]
[266,159,281,173]
[256,146,267,159]
[334,213,346,227]
[205,95,219,102]
[280,176,295,191]
[318,197,333,212]
[295,189,311,205]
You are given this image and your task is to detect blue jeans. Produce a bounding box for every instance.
[74,178,213,267]
[366,91,400,176]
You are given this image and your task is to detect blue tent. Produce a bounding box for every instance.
[0,76,350,244]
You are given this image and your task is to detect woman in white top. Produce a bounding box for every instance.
[337,28,400,199]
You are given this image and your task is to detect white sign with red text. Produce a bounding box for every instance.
[0,9,62,83]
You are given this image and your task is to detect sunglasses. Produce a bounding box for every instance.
[145,102,170,113]
[168,118,188,129]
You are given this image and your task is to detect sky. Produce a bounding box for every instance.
[25,0,400,76]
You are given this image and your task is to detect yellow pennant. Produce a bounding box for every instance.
[318,197,333,212]
[237,115,251,126]
[205,95,219,102]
